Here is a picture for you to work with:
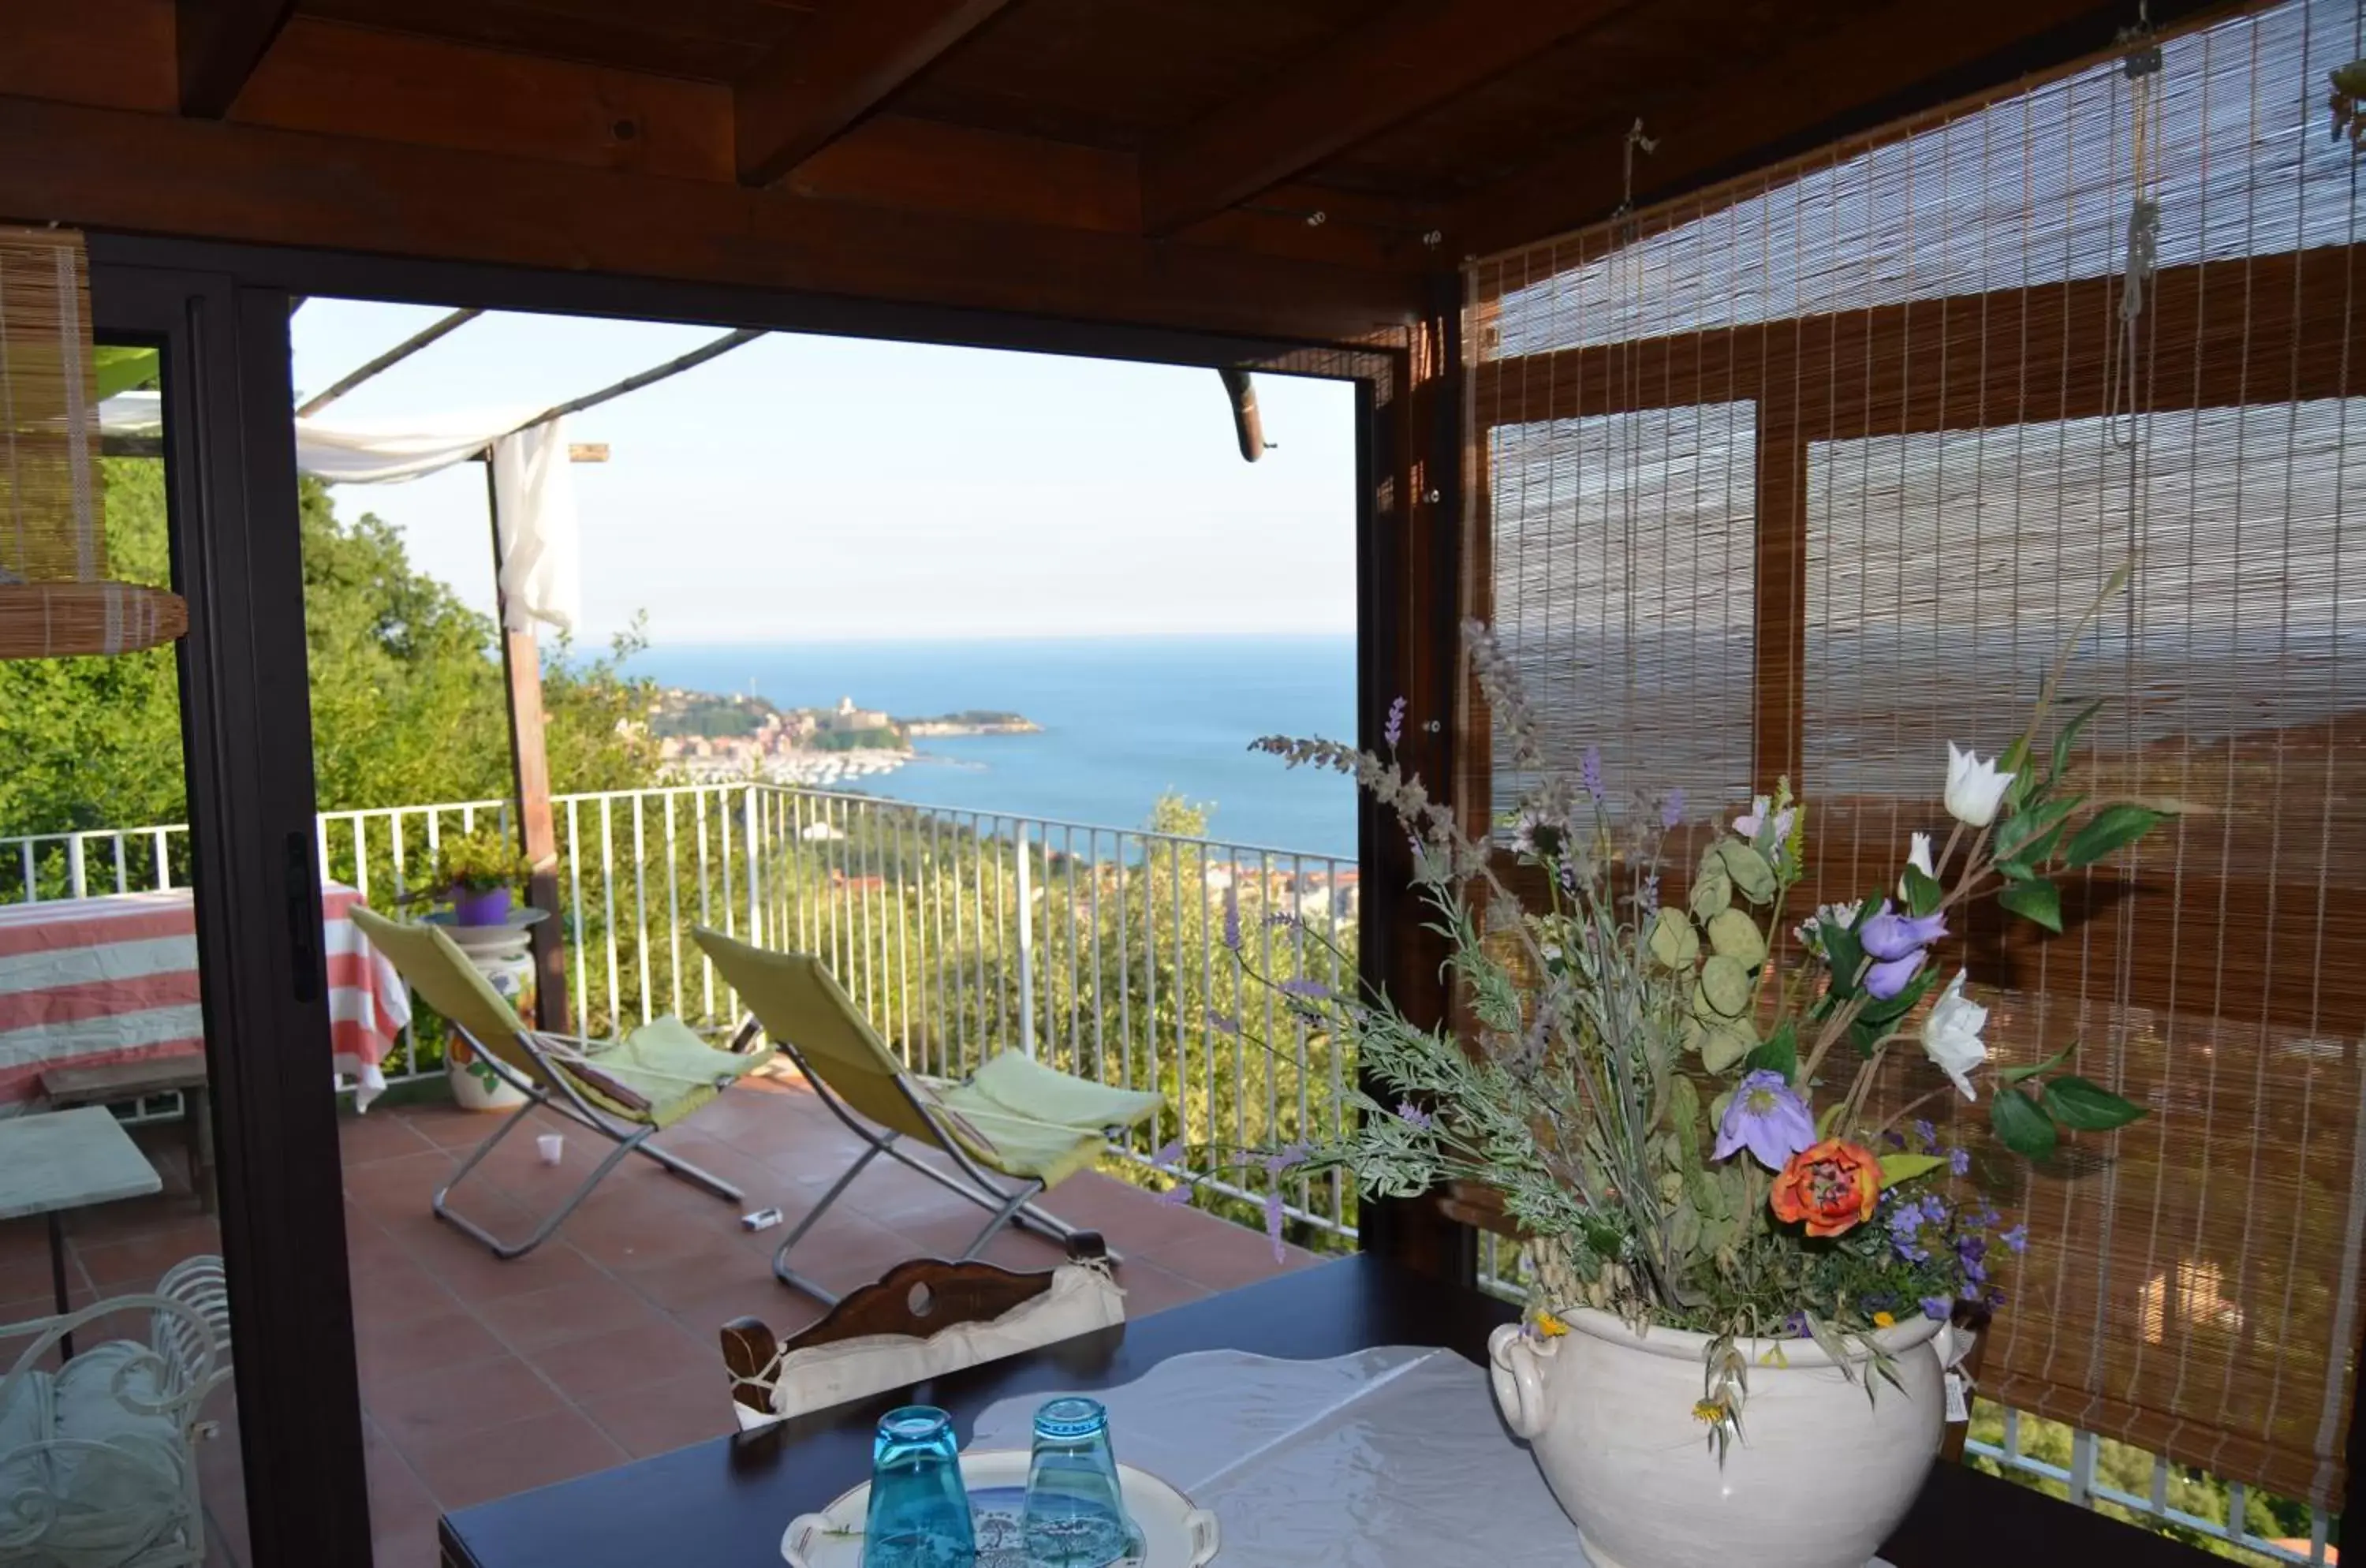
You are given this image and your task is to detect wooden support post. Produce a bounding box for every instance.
[484,461,569,1032]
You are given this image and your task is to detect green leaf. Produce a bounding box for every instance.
[1713,841,1778,905]
[2041,1075,2148,1131]
[1998,1040,2078,1085]
[1696,1023,1756,1073]
[1823,920,1866,999]
[1699,954,1752,1018]
[1816,1099,1848,1138]
[1998,878,2062,933]
[1989,1088,2058,1159]
[1996,794,2080,860]
[1857,965,1937,1026]
[2062,805,2166,868]
[1667,1074,1704,1170]
[1689,864,1733,921]
[1707,907,1768,967]
[2049,697,2107,785]
[1991,857,2036,883]
[1901,864,1945,917]
[1877,1152,1946,1187]
[1743,1020,1798,1083]
[1999,736,2037,808]
[1849,1016,1883,1057]
[1647,906,1701,969]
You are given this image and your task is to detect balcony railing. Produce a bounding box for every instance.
[2,780,1359,1241]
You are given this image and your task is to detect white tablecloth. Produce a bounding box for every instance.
[968,1347,1895,1568]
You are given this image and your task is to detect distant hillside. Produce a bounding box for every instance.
[650,689,780,739]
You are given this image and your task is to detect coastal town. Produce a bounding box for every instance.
[651,689,1038,787]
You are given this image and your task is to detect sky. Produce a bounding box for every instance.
[285,301,1357,645]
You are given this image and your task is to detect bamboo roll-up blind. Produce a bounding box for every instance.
[1467,0,2366,1506]
[0,226,183,659]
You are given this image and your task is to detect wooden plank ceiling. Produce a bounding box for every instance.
[0,0,2227,341]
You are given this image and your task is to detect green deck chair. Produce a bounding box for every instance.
[353,907,774,1260]
[690,927,1163,1305]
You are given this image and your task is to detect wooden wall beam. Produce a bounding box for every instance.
[1450,0,2154,259]
[176,0,294,118]
[1471,244,2366,435]
[0,91,1422,348]
[1141,0,1635,239]
[734,0,1013,189]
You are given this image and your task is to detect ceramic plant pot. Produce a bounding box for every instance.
[450,885,513,928]
[1488,1308,1974,1568]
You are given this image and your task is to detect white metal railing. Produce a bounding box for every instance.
[2,781,1361,1238]
[746,783,1358,1237]
[1965,1408,2334,1566]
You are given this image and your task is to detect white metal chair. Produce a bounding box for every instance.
[0,1255,232,1568]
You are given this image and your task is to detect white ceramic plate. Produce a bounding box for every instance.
[781,1449,1219,1568]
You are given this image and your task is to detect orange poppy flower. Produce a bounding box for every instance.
[1770,1137,1883,1238]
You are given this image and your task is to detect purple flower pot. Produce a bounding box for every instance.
[451,887,513,928]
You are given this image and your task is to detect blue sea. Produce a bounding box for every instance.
[628,637,1360,858]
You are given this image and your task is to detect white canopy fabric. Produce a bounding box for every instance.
[99,392,580,633]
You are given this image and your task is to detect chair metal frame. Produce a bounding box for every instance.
[432,1018,763,1260]
[760,1029,1113,1305]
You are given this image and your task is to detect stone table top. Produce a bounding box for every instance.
[0,1106,163,1222]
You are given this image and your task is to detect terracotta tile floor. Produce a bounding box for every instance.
[0,1069,1319,1566]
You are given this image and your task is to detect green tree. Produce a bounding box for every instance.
[0,457,659,850]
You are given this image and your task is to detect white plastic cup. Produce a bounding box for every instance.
[536,1133,565,1166]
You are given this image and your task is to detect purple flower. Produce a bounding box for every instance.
[1921,1296,1953,1321]
[1263,1189,1288,1262]
[1860,902,1948,961]
[1205,1010,1240,1036]
[1581,746,1603,802]
[1263,1142,1309,1175]
[1383,696,1407,749]
[1782,1310,1811,1338]
[1635,872,1660,919]
[1222,884,1242,951]
[1949,1147,1972,1177]
[1712,1070,1816,1171]
[1661,788,1685,830]
[1156,1182,1195,1207]
[1912,1118,1939,1152]
[1278,980,1333,1000]
[1864,952,1925,999]
[1888,1204,1931,1264]
[2001,1223,2028,1255]
[1396,1101,1435,1132]
[1150,1138,1186,1169]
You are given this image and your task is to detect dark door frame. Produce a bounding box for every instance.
[88,262,373,1566]
[81,231,1466,1561]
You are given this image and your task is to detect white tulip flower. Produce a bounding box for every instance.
[1943,742,2015,828]
[1920,970,1989,1101]
[1898,831,1935,899]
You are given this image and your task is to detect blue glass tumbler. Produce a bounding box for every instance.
[862,1406,976,1568]
[1021,1397,1136,1566]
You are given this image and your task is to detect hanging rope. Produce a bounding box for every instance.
[2106,21,2163,453]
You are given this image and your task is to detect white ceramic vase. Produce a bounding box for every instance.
[1488,1308,1972,1568]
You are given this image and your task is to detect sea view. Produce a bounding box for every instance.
[629,635,1362,858]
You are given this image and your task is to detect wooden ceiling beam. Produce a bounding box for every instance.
[1140,0,1636,239]
[0,91,1421,345]
[176,0,296,118]
[734,0,1013,189]
[1449,0,2178,258]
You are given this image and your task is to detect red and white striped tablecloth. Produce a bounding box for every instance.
[0,883,412,1113]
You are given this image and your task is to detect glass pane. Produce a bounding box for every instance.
[0,348,251,1562]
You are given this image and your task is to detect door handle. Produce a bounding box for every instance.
[285,831,321,1003]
